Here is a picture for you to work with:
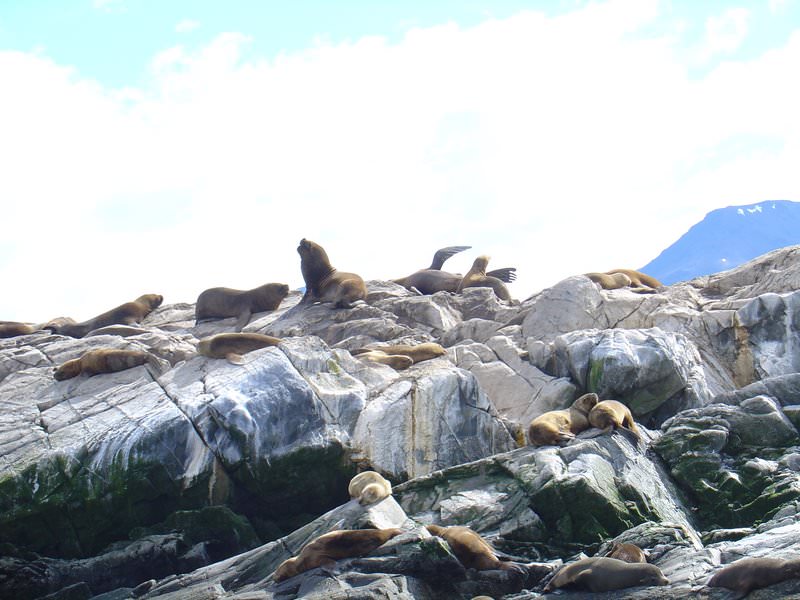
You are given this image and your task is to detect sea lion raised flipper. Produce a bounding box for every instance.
[429,245,471,270]
[234,308,252,332]
[486,267,517,283]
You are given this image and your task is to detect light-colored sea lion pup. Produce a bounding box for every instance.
[44,294,163,338]
[272,528,403,582]
[587,399,641,442]
[457,256,512,301]
[543,556,668,593]
[348,471,392,505]
[707,556,800,594]
[297,238,367,308]
[352,342,447,370]
[426,525,525,574]
[607,268,663,293]
[54,348,158,381]
[605,541,648,564]
[527,393,599,447]
[0,321,38,338]
[354,351,414,370]
[195,283,289,331]
[197,332,282,364]
[585,272,633,291]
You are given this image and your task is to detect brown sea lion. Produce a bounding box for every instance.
[348,471,392,505]
[297,238,367,308]
[606,269,663,293]
[44,294,163,338]
[585,272,633,291]
[353,342,447,365]
[197,332,282,364]
[195,283,289,331]
[587,400,641,441]
[273,528,403,582]
[707,556,800,594]
[605,541,648,564]
[527,393,599,447]
[53,348,157,381]
[543,556,668,593]
[392,246,516,295]
[457,256,512,301]
[426,525,524,573]
[0,321,38,338]
[353,350,414,370]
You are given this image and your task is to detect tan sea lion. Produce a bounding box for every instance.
[426,525,524,573]
[53,348,157,381]
[197,332,282,364]
[353,350,414,370]
[585,272,633,291]
[353,342,447,365]
[707,556,800,594]
[272,528,403,582]
[588,400,641,441]
[44,294,163,338]
[297,238,367,308]
[195,283,289,331]
[0,321,38,338]
[348,471,392,505]
[457,256,512,301]
[393,246,516,295]
[527,393,599,447]
[605,541,648,563]
[543,556,668,593]
[607,269,663,293]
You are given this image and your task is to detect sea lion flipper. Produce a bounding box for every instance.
[486,267,517,283]
[225,353,245,365]
[234,309,252,332]
[429,245,471,270]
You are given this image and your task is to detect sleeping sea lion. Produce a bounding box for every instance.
[44,294,163,338]
[0,321,38,338]
[352,342,447,368]
[527,393,599,447]
[707,556,800,594]
[273,528,403,582]
[392,245,516,295]
[585,272,633,291]
[426,525,525,573]
[543,556,668,593]
[587,399,641,443]
[457,256,512,301]
[197,332,282,364]
[54,348,157,381]
[605,541,648,563]
[297,238,367,308]
[195,283,290,331]
[348,471,392,505]
[353,350,414,370]
[606,269,663,293]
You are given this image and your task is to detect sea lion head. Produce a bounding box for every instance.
[360,482,389,505]
[472,255,490,275]
[573,392,599,414]
[638,564,669,587]
[298,238,335,286]
[54,358,82,381]
[135,294,164,309]
[273,556,299,582]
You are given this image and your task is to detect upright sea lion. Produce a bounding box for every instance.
[195,283,289,331]
[543,556,668,593]
[585,272,633,291]
[44,294,163,338]
[392,245,516,295]
[0,321,37,338]
[605,541,648,564]
[707,556,800,594]
[426,525,524,573]
[348,471,392,505]
[197,332,282,364]
[53,348,157,381]
[297,238,367,308]
[457,256,512,301]
[527,393,599,447]
[606,269,663,293]
[587,399,641,442]
[272,528,403,582]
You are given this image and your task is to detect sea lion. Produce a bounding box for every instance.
[348,471,392,505]
[585,272,633,291]
[353,350,414,370]
[44,294,163,338]
[527,393,599,447]
[587,399,641,441]
[195,283,289,331]
[457,256,512,301]
[543,556,668,593]
[707,556,800,594]
[272,528,403,582]
[425,525,524,573]
[352,342,447,365]
[297,238,367,308]
[606,269,663,293]
[392,246,516,295]
[605,541,648,564]
[197,332,282,364]
[0,321,37,338]
[53,348,157,381]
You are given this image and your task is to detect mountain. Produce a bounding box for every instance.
[641,199,800,285]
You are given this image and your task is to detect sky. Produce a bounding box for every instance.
[1,0,799,322]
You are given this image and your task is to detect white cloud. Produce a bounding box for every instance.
[769,0,790,14]
[0,2,799,321]
[698,7,751,61]
[93,0,125,12]
[175,19,200,34]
